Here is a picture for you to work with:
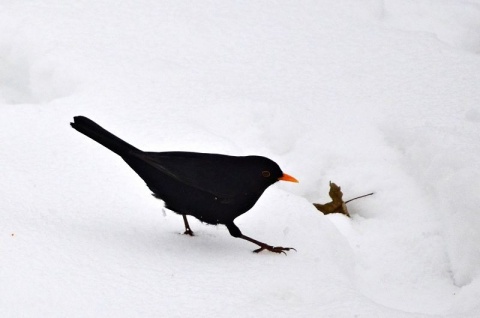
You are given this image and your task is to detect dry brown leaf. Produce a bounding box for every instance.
[313,182,349,216]
[313,182,374,217]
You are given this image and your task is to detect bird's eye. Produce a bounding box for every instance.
[262,171,271,178]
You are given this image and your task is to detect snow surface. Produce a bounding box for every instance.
[1,1,480,317]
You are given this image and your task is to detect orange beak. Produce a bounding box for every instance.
[278,173,299,183]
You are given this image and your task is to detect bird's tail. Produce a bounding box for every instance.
[70,116,140,156]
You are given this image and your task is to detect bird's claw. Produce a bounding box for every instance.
[253,245,296,255]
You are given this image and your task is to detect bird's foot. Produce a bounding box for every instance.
[182,215,194,236]
[183,229,194,236]
[253,245,296,255]
[238,234,296,255]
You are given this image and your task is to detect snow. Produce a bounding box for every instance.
[1,0,480,316]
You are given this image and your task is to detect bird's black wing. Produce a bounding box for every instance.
[130,151,249,200]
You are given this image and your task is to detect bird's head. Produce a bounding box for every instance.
[245,156,298,188]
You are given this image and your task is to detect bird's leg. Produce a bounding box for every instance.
[240,234,295,255]
[182,214,194,236]
[225,222,294,254]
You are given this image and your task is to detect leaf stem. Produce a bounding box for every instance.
[345,192,374,204]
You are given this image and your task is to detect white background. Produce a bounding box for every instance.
[1,1,479,316]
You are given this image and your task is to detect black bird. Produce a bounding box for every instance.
[70,116,298,253]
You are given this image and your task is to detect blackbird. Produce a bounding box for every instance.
[70,116,298,254]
